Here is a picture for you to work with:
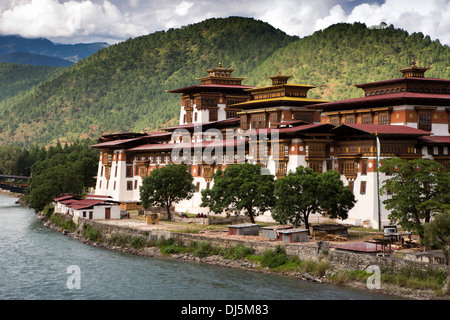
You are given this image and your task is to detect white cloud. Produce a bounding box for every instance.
[315,0,450,44]
[0,0,147,43]
[0,0,448,45]
[175,1,193,16]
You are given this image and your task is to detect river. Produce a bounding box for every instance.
[0,195,398,302]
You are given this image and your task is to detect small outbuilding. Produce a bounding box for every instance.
[261,225,293,240]
[278,228,309,243]
[311,224,349,238]
[228,223,260,236]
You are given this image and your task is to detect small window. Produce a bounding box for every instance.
[361,160,367,175]
[360,181,366,195]
[127,181,133,191]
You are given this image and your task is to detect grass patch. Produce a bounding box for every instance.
[381,266,447,292]
[328,265,448,294]
[49,212,77,233]
[82,223,101,242]
[221,245,255,260]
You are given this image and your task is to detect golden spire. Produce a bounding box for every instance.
[397,57,430,78]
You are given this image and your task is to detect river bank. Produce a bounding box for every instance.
[35,210,449,301]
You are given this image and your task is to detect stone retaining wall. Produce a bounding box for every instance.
[79,218,449,275]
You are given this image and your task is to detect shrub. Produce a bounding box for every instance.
[82,223,100,242]
[193,241,220,258]
[260,246,287,269]
[50,212,76,232]
[222,245,254,260]
[130,236,147,249]
[43,205,54,218]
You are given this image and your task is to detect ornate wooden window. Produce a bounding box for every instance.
[272,141,289,160]
[209,108,218,122]
[251,114,267,129]
[378,112,390,125]
[226,110,238,119]
[339,159,357,179]
[361,159,367,175]
[275,161,287,178]
[308,161,323,173]
[240,114,249,130]
[306,143,326,159]
[330,115,340,126]
[102,152,112,165]
[185,110,193,124]
[345,114,356,124]
[293,112,314,123]
[203,165,213,182]
[269,112,280,127]
[418,110,432,131]
[104,165,111,180]
[361,113,373,124]
[198,97,218,109]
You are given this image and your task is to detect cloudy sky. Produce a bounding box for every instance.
[0,0,449,45]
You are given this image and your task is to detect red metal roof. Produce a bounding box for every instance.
[355,77,450,88]
[168,83,255,93]
[129,138,247,152]
[314,92,450,111]
[335,124,431,135]
[90,137,143,148]
[53,195,78,201]
[419,136,450,144]
[163,118,240,131]
[331,242,385,253]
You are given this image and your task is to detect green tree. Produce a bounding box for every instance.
[22,139,99,211]
[139,164,195,221]
[24,162,84,211]
[201,163,275,223]
[423,211,450,265]
[272,166,355,232]
[379,158,450,240]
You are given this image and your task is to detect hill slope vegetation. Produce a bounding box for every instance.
[0,18,448,146]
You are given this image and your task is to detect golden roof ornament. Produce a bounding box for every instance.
[397,57,430,78]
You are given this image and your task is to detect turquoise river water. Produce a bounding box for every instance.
[0,194,399,301]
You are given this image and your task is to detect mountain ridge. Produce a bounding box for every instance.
[0,17,448,147]
[0,34,109,64]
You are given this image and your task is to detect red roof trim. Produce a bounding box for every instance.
[129,138,247,152]
[419,136,450,144]
[335,124,431,135]
[168,84,256,93]
[315,92,450,109]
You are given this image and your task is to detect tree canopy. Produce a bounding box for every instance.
[201,163,275,223]
[423,211,450,265]
[379,158,450,240]
[22,140,99,211]
[140,164,196,221]
[272,166,355,232]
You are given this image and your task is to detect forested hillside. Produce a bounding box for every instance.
[0,63,62,102]
[0,18,448,147]
[0,52,73,67]
[0,17,295,146]
[245,22,450,101]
